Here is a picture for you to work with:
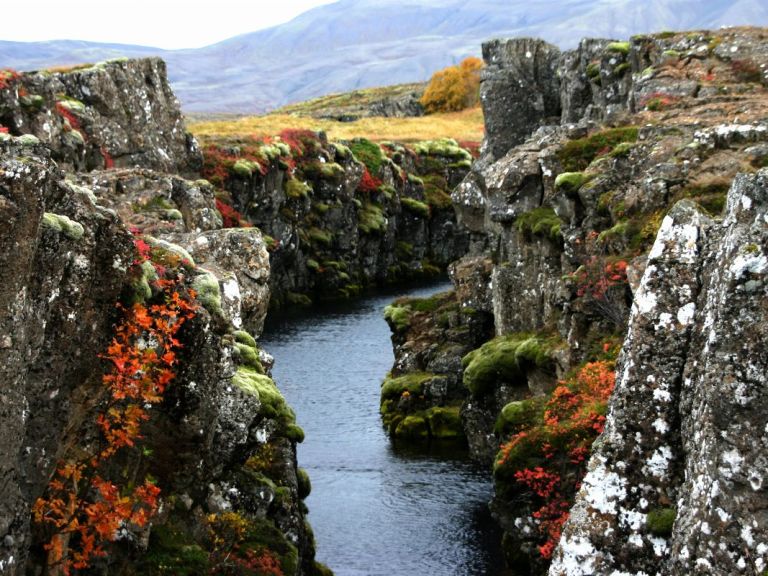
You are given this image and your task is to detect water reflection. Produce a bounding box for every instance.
[261,282,504,576]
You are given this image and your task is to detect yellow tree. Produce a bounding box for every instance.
[420,57,483,113]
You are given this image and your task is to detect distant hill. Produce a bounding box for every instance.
[1,0,766,113]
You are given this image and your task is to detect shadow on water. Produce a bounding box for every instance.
[261,280,506,576]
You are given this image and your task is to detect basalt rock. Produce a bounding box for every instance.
[480,38,561,160]
[551,171,768,576]
[0,58,202,174]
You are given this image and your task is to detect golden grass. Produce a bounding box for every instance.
[189,106,484,144]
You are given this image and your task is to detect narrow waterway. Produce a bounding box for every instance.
[260,282,505,576]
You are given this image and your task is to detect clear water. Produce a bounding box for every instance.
[261,282,505,576]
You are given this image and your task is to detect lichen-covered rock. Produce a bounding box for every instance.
[0,141,318,576]
[0,58,202,174]
[0,138,134,573]
[480,38,561,160]
[550,171,768,575]
[174,228,271,335]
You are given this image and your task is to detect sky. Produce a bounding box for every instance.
[2,0,340,49]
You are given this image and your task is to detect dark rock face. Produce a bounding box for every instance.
[0,139,134,574]
[429,25,768,575]
[211,138,471,309]
[0,58,202,174]
[551,172,768,575]
[480,38,561,160]
[0,59,321,576]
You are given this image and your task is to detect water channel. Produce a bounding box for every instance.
[260,282,505,576]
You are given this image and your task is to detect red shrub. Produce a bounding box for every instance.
[357,167,382,195]
[497,360,616,559]
[33,271,197,574]
[216,198,251,228]
[0,68,20,90]
[278,128,318,157]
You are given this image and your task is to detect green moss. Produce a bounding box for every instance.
[358,202,386,235]
[426,406,463,439]
[424,186,453,210]
[286,178,312,199]
[606,41,630,55]
[286,292,313,307]
[554,172,591,194]
[314,202,330,214]
[307,258,320,272]
[308,227,333,247]
[395,415,429,439]
[41,212,85,240]
[408,294,445,314]
[233,367,294,422]
[383,304,412,332]
[234,330,257,348]
[401,197,430,218]
[413,138,473,162]
[20,94,45,110]
[349,138,385,175]
[192,271,222,316]
[141,523,209,575]
[586,62,601,80]
[396,241,414,260]
[614,62,631,76]
[130,260,158,303]
[462,333,560,397]
[597,220,629,243]
[303,161,346,181]
[515,207,563,240]
[494,397,546,437]
[381,372,434,400]
[646,507,676,537]
[557,127,639,172]
[331,142,351,159]
[231,159,260,178]
[609,142,635,158]
[408,174,424,186]
[297,468,312,499]
[285,424,305,443]
[233,342,264,373]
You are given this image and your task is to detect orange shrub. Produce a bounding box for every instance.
[420,57,483,114]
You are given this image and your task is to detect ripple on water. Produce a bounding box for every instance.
[261,283,504,576]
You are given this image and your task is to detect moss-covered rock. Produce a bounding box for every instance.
[401,197,430,218]
[515,207,563,240]
[395,414,430,439]
[557,127,639,172]
[462,333,559,397]
[494,397,546,437]
[380,372,435,400]
[41,212,85,240]
[383,304,412,332]
[191,271,222,316]
[297,468,312,500]
[554,172,592,194]
[426,406,463,439]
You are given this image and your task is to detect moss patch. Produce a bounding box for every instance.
[358,202,386,235]
[515,207,563,240]
[41,212,85,240]
[462,333,560,397]
[647,507,676,537]
[557,127,639,172]
[381,372,435,400]
[494,397,546,437]
[383,304,412,332]
[554,172,592,194]
[286,178,312,199]
[401,197,430,217]
[426,406,463,439]
[349,138,385,175]
[191,271,222,316]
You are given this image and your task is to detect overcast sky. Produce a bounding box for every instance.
[2,0,340,49]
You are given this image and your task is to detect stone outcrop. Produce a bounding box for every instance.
[0,61,325,575]
[0,58,202,174]
[204,135,471,309]
[551,171,768,575]
[480,38,561,160]
[383,25,768,575]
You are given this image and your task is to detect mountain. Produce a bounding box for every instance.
[1,0,766,113]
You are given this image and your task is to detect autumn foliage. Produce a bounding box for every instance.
[32,238,197,575]
[420,57,484,114]
[496,359,616,559]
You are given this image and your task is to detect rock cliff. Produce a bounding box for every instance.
[383,25,768,575]
[0,61,326,575]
